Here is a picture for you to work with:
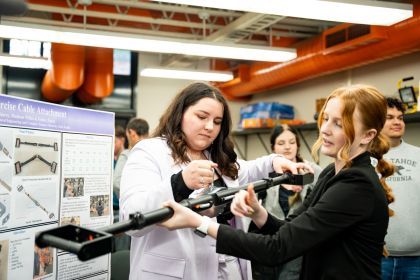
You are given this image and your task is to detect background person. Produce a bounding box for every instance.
[114,126,126,167]
[125,118,150,149]
[114,118,149,212]
[113,126,127,212]
[113,118,149,251]
[381,97,420,280]
[251,125,322,280]
[160,84,395,280]
[119,82,311,280]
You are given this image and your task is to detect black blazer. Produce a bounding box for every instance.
[216,152,389,280]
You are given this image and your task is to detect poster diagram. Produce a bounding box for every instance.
[14,135,60,176]
[0,94,114,280]
[0,193,11,226]
[16,184,56,220]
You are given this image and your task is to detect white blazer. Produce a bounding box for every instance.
[120,137,279,280]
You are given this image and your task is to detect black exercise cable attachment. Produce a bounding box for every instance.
[15,138,59,151]
[15,155,58,174]
[17,185,56,219]
[35,172,313,261]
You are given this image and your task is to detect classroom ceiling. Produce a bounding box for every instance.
[2,0,340,67]
[1,0,418,99]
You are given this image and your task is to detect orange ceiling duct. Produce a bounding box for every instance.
[41,43,85,102]
[75,47,114,104]
[217,3,420,99]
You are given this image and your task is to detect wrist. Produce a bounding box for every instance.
[192,213,204,228]
[272,154,285,169]
[253,207,268,228]
[194,215,212,237]
[181,170,193,190]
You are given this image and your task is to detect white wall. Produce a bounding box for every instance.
[136,51,420,167]
[136,53,192,132]
[136,53,248,133]
[240,51,420,167]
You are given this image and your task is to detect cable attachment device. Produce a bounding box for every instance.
[15,154,58,174]
[15,138,59,151]
[35,173,314,261]
[17,185,55,219]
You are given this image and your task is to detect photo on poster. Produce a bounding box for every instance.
[33,245,54,279]
[89,195,109,217]
[0,240,9,280]
[60,216,80,226]
[14,134,60,177]
[63,177,84,198]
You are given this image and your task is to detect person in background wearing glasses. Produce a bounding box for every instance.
[251,125,322,280]
[381,97,420,280]
[119,82,312,280]
[159,84,396,280]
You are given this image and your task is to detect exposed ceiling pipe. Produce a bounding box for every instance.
[41,43,85,102]
[41,44,113,104]
[75,47,114,104]
[216,2,420,99]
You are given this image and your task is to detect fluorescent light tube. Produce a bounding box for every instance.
[0,22,296,62]
[152,0,412,26]
[0,53,50,69]
[140,68,233,82]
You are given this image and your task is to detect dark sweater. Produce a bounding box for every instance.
[216,152,389,280]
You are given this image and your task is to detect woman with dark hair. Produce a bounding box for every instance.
[160,84,395,280]
[120,82,310,280]
[267,125,321,217]
[251,125,322,280]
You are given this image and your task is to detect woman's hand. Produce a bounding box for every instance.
[230,184,268,228]
[272,156,314,175]
[159,200,203,230]
[282,184,303,192]
[182,160,218,190]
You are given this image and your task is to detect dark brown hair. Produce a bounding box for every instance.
[386,97,404,113]
[153,82,238,179]
[127,118,149,137]
[115,125,126,138]
[270,125,303,162]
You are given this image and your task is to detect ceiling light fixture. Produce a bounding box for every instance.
[152,0,412,26]
[0,53,51,69]
[0,22,296,62]
[140,68,234,82]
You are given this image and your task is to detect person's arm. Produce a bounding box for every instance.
[215,172,375,266]
[161,169,375,266]
[237,154,311,186]
[171,171,194,202]
[113,150,129,197]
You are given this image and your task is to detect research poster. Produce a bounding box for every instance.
[0,94,114,280]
